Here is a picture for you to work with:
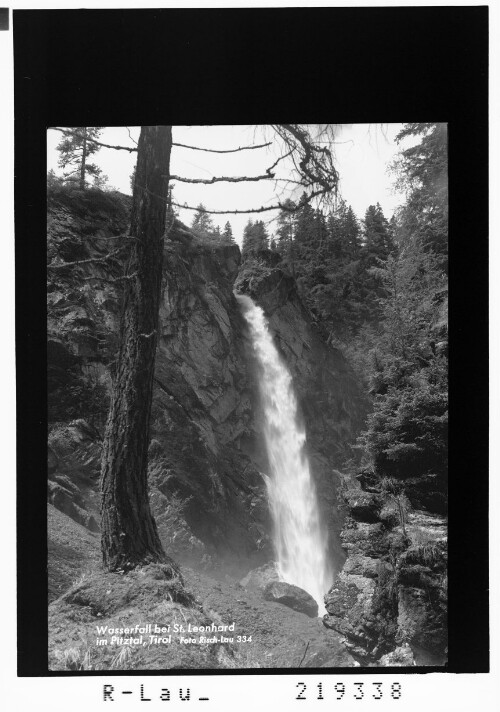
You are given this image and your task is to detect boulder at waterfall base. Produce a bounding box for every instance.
[263,581,319,618]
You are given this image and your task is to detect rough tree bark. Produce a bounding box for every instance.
[100,126,175,572]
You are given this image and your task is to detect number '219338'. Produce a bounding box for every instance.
[296,681,402,701]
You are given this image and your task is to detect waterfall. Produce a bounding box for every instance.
[237,293,333,615]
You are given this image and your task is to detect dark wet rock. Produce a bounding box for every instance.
[263,581,319,618]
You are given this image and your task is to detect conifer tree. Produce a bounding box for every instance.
[241,220,269,260]
[355,203,395,320]
[393,123,448,261]
[363,203,394,266]
[360,238,448,480]
[275,199,297,272]
[222,221,235,243]
[191,203,214,235]
[56,127,105,189]
[358,124,448,488]
[294,193,317,258]
[342,205,362,260]
[314,201,365,334]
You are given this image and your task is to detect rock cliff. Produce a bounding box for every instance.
[47,187,367,579]
[323,477,447,665]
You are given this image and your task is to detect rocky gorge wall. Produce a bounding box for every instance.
[323,478,447,666]
[47,187,447,666]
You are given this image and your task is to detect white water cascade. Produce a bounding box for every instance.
[237,294,333,615]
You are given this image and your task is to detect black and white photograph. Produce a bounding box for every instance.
[45,122,448,671]
[8,3,494,709]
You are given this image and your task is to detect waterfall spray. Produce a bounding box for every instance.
[237,293,333,614]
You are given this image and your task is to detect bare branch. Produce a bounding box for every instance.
[170,186,329,215]
[266,147,295,175]
[172,140,272,153]
[132,176,329,215]
[47,246,126,270]
[50,125,339,215]
[51,127,138,153]
[71,122,340,219]
[166,172,275,185]
[272,124,339,193]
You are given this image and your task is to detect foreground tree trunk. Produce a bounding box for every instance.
[101,126,174,571]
